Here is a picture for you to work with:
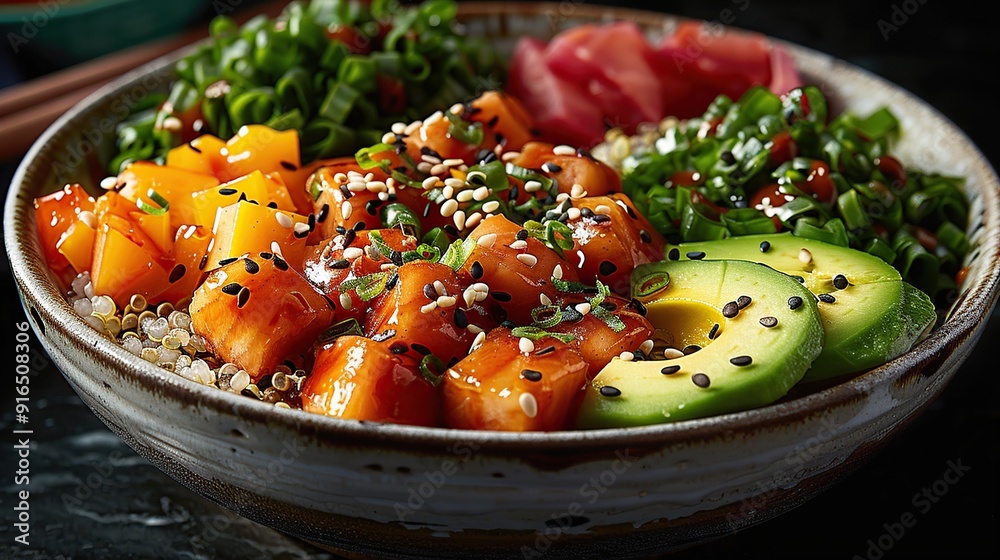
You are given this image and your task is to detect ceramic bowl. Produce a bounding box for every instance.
[6,3,1000,558]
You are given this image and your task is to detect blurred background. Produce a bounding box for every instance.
[1,0,996,558]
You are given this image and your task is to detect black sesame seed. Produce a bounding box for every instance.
[219,187,238,196]
[660,365,681,375]
[421,146,443,159]
[536,345,556,356]
[687,251,706,260]
[737,295,752,309]
[385,273,399,291]
[708,323,720,339]
[244,259,260,274]
[668,248,680,261]
[267,201,278,209]
[788,296,803,310]
[760,316,778,328]
[495,132,506,145]
[599,385,622,397]
[691,373,711,388]
[759,241,771,253]
[639,230,652,243]
[238,192,248,202]
[294,228,309,239]
[389,251,403,267]
[791,275,805,283]
[599,300,618,312]
[541,162,562,174]
[323,295,337,309]
[720,150,736,165]
[629,298,647,316]
[487,115,500,128]
[168,264,186,283]
[623,203,638,220]
[317,203,330,223]
[342,229,357,246]
[599,260,618,277]
[470,261,484,280]
[577,147,594,160]
[521,369,543,382]
[592,214,611,223]
[188,142,202,153]
[307,213,316,229]
[818,294,836,303]
[516,229,529,241]
[335,225,347,234]
[198,253,208,271]
[353,220,365,231]
[280,160,297,171]
[682,344,701,355]
[423,283,437,300]
[833,274,849,290]
[491,291,512,302]
[580,207,594,218]
[508,185,519,201]
[273,256,289,271]
[453,308,468,329]
[389,342,409,355]
[722,301,739,318]
[730,355,753,367]
[237,287,251,309]
[422,202,432,218]
[444,224,459,236]
[365,200,381,216]
[218,257,238,266]
[411,343,432,356]
[259,251,273,260]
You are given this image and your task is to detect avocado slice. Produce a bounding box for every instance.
[666,233,936,381]
[577,259,825,428]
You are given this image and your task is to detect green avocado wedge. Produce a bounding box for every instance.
[666,233,936,382]
[576,259,824,428]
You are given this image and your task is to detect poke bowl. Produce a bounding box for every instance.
[5,2,1000,558]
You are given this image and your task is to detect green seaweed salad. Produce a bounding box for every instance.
[599,86,970,306]
[111,0,502,173]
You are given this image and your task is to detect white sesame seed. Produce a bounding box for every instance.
[540,293,552,306]
[473,186,490,201]
[466,324,484,335]
[482,201,500,214]
[553,264,564,280]
[442,186,454,199]
[519,337,535,354]
[430,163,448,176]
[449,102,465,115]
[799,248,813,264]
[519,392,538,418]
[380,262,395,271]
[445,177,466,188]
[470,331,487,352]
[463,287,477,308]
[339,293,353,310]
[341,201,353,220]
[500,151,521,162]
[270,241,283,257]
[595,204,612,215]
[391,122,407,135]
[293,222,310,235]
[343,247,364,260]
[433,280,447,296]
[275,212,293,229]
[420,302,438,314]
[161,116,183,132]
[347,181,367,192]
[367,180,387,193]
[437,295,457,308]
[524,180,543,193]
[516,253,538,267]
[570,183,587,199]
[417,162,434,173]
[619,351,635,362]
[456,189,475,202]
[453,210,467,231]
[363,173,374,182]
[99,176,117,190]
[404,120,423,135]
[440,199,459,217]
[555,193,570,203]
[333,172,348,184]
[424,110,444,125]
[442,158,464,167]
[639,339,655,354]
[663,347,685,359]
[378,192,390,201]
[348,170,364,180]
[575,302,592,315]
[78,210,98,229]
[381,132,396,145]
[422,176,440,190]
[509,239,528,250]
[553,144,576,156]
[422,154,442,165]
[464,212,482,229]
[472,282,489,293]
[476,233,497,247]
[567,207,582,221]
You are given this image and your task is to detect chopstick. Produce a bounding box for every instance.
[0,0,289,163]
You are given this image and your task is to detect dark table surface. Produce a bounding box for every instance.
[2,1,998,559]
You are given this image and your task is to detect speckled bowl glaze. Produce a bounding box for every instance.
[6,3,1000,558]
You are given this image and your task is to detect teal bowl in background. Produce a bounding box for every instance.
[0,0,210,65]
